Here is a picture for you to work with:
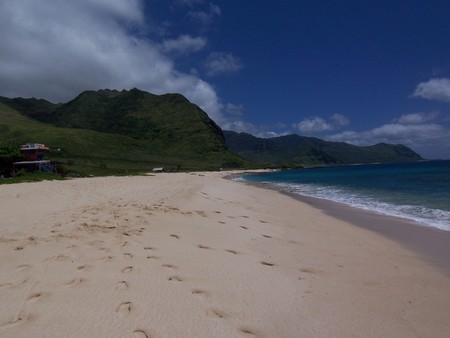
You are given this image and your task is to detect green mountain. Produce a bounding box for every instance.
[223,131,423,167]
[0,88,422,176]
[0,89,247,175]
[1,89,228,156]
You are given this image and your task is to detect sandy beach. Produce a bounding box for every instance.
[1,172,449,338]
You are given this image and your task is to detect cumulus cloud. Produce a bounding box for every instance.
[412,78,450,102]
[0,0,224,122]
[204,52,243,77]
[293,114,349,135]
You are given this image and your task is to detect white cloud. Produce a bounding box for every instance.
[412,78,450,102]
[331,113,349,127]
[187,3,221,26]
[222,119,288,139]
[395,112,440,124]
[204,52,243,77]
[0,0,224,123]
[225,103,245,118]
[293,117,332,134]
[293,114,349,135]
[160,35,207,54]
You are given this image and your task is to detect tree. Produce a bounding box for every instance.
[0,143,22,177]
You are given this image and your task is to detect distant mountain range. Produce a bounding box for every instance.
[0,88,422,175]
[223,131,422,167]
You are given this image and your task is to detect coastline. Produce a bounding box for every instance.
[293,193,450,275]
[1,172,449,337]
[240,179,450,276]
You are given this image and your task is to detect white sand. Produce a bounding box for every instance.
[1,172,449,338]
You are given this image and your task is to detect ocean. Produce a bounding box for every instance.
[241,160,450,232]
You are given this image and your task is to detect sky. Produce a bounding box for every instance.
[1,0,450,159]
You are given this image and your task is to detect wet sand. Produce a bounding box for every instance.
[282,190,450,275]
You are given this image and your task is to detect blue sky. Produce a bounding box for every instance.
[1,1,450,158]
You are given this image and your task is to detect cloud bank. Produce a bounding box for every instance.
[0,0,225,122]
[327,112,450,159]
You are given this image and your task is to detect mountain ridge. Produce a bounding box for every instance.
[223,130,422,167]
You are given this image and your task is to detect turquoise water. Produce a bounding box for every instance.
[242,161,450,231]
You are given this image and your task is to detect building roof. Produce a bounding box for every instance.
[20,143,49,151]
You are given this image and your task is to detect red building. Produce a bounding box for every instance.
[13,143,57,176]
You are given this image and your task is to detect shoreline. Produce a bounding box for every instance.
[237,178,450,276]
[285,191,450,275]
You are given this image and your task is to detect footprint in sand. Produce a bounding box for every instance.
[240,226,248,230]
[162,264,176,269]
[168,276,183,282]
[170,234,179,239]
[121,266,133,273]
[192,289,209,297]
[116,302,132,316]
[197,244,212,250]
[27,236,38,243]
[55,254,70,261]
[100,255,114,262]
[146,255,159,260]
[260,261,276,267]
[133,330,151,338]
[0,313,32,329]
[0,279,28,289]
[123,253,133,259]
[15,265,32,272]
[77,265,91,271]
[144,247,154,251]
[239,327,258,336]
[299,267,320,274]
[262,234,272,238]
[116,281,129,290]
[63,278,85,287]
[225,249,239,255]
[26,292,43,302]
[207,308,228,319]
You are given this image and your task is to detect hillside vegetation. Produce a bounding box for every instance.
[0,89,247,175]
[0,89,422,176]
